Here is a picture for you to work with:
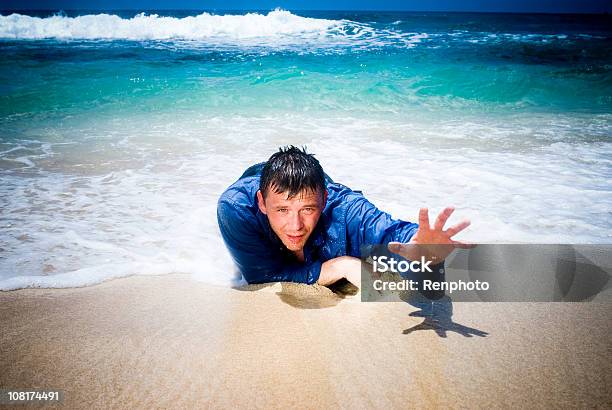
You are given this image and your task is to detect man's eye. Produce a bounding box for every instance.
[303,207,315,213]
[278,209,288,213]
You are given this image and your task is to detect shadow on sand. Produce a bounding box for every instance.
[235,280,488,339]
[234,278,359,309]
[400,291,488,338]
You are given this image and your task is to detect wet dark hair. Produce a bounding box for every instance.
[260,146,326,200]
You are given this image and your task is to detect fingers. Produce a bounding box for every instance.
[418,208,430,230]
[434,206,455,231]
[445,219,471,238]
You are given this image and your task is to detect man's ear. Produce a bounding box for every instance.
[322,189,328,208]
[256,190,267,215]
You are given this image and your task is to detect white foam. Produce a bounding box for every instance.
[0,10,434,50]
[0,10,588,48]
[0,10,340,40]
[1,111,610,290]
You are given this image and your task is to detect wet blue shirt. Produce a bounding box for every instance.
[217,163,421,284]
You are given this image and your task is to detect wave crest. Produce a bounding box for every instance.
[0,9,342,40]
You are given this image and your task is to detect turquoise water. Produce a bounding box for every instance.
[0,10,611,289]
[1,11,611,120]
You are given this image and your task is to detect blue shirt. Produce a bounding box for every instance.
[217,163,421,284]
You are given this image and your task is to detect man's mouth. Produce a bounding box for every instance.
[286,234,304,243]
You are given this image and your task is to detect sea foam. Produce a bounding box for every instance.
[0,10,431,50]
[0,10,340,40]
[1,111,610,290]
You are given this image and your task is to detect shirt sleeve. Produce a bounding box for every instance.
[344,191,446,297]
[344,192,419,250]
[217,198,322,285]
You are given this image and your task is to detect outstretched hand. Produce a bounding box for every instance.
[388,207,473,264]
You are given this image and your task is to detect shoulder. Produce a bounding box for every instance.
[219,175,258,205]
[217,175,260,228]
[325,182,367,209]
[321,182,370,229]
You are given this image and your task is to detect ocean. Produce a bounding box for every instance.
[0,9,610,290]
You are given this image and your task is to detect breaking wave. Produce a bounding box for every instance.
[0,9,343,40]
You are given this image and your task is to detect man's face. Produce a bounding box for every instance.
[257,187,327,255]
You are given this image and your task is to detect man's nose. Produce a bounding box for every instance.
[288,212,304,231]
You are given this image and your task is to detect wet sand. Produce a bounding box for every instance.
[1,274,610,408]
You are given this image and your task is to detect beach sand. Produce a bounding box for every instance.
[1,274,610,408]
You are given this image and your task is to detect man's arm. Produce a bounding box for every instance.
[328,192,420,288]
[343,193,454,291]
[318,256,362,287]
[217,198,322,284]
[344,192,419,252]
[344,191,471,262]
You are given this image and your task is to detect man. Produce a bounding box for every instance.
[217,146,471,288]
